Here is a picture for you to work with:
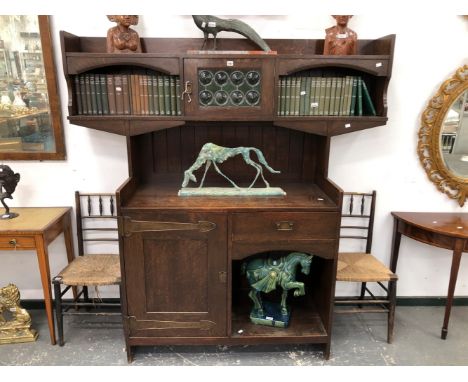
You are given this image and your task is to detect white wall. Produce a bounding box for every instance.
[0,13,467,299]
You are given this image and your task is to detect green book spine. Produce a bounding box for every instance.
[304,77,311,116]
[346,76,354,115]
[289,77,296,116]
[294,77,300,116]
[144,74,150,115]
[153,75,160,115]
[164,76,171,115]
[324,77,332,116]
[139,75,146,115]
[346,76,353,115]
[89,73,97,115]
[114,74,124,114]
[84,74,92,115]
[280,77,286,116]
[329,77,336,117]
[340,76,349,116]
[349,77,357,116]
[100,74,109,114]
[170,76,176,116]
[310,77,318,116]
[333,77,342,116]
[175,77,181,116]
[361,79,377,116]
[299,76,306,116]
[318,77,326,116]
[95,74,102,115]
[158,76,165,116]
[338,77,345,116]
[147,74,154,115]
[341,76,352,115]
[285,77,291,116]
[79,75,88,115]
[357,77,363,116]
[74,76,83,115]
[106,74,116,115]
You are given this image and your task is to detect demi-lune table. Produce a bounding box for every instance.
[390,212,468,339]
[0,207,75,345]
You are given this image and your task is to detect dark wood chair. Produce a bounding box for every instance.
[52,192,120,346]
[335,191,398,343]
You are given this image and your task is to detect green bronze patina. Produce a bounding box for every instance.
[180,143,285,196]
[242,252,313,327]
[192,15,272,52]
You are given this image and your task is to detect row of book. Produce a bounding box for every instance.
[73,72,182,116]
[277,75,377,117]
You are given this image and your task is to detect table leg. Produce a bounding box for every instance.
[441,239,464,340]
[34,234,56,345]
[389,217,402,273]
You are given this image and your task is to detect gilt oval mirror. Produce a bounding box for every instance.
[418,65,468,206]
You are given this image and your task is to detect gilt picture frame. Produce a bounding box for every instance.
[0,15,65,160]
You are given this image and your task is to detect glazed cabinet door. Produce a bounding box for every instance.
[183,58,274,119]
[121,212,227,338]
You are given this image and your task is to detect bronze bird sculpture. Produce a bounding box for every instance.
[0,164,20,219]
[192,15,271,52]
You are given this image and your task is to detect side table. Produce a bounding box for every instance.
[0,207,75,345]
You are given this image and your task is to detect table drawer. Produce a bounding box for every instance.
[0,236,36,250]
[231,212,338,242]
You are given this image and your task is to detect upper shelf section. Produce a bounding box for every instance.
[61,32,395,137]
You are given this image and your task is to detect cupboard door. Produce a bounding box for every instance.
[121,213,227,338]
[183,58,274,119]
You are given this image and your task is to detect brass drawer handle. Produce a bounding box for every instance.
[276,221,294,231]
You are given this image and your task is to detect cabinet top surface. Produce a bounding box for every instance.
[392,211,468,239]
[62,33,395,57]
[122,182,337,212]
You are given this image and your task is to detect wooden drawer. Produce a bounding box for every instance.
[231,212,338,242]
[0,236,36,250]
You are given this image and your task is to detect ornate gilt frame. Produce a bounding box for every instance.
[418,65,468,206]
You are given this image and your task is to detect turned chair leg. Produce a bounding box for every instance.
[387,280,397,344]
[53,279,64,346]
[359,282,367,308]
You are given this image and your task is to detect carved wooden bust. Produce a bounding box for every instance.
[323,15,357,56]
[106,15,142,53]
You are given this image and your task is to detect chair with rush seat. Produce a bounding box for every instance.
[335,191,398,343]
[52,192,121,346]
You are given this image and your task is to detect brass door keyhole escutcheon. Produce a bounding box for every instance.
[181,81,193,103]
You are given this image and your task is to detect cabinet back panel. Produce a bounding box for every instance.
[133,123,319,184]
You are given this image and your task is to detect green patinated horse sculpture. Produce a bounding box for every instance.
[242,252,313,320]
[181,143,280,189]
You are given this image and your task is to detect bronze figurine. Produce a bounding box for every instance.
[323,15,357,55]
[192,15,271,52]
[242,252,313,327]
[0,165,20,219]
[0,284,38,344]
[106,15,142,53]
